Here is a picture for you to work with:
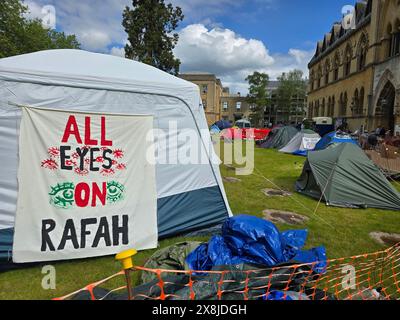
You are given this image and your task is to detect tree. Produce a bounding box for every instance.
[122,0,184,75]
[246,72,269,127]
[0,0,80,58]
[276,70,307,124]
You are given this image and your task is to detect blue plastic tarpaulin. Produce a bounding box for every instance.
[314,131,358,151]
[186,215,326,273]
[214,120,232,131]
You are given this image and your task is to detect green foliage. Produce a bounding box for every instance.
[122,0,184,75]
[276,70,307,123]
[0,0,80,59]
[245,71,269,127]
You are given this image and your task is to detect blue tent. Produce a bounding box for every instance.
[0,229,12,269]
[314,131,358,151]
[210,125,221,135]
[214,120,232,130]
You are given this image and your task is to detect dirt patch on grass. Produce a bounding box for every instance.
[369,232,400,247]
[262,188,292,197]
[223,177,241,183]
[263,209,309,226]
[224,164,236,171]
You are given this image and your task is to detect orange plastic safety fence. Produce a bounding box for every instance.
[55,244,400,301]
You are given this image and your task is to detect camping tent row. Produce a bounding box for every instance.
[260,126,298,150]
[276,130,359,157]
[0,50,232,268]
[279,130,321,156]
[296,143,400,211]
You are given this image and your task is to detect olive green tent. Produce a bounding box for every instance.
[261,126,298,149]
[295,143,400,210]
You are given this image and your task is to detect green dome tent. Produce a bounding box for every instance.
[260,126,298,149]
[295,143,400,211]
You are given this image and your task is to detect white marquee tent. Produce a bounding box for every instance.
[0,50,231,266]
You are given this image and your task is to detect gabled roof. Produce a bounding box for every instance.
[308,0,372,67]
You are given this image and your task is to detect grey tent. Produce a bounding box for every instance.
[279,130,321,156]
[295,143,400,211]
[261,126,298,149]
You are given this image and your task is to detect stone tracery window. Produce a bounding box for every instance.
[333,52,340,81]
[352,89,359,116]
[330,96,335,117]
[324,59,330,85]
[340,92,348,116]
[317,66,322,88]
[359,87,365,115]
[310,70,315,91]
[357,33,368,71]
[343,45,352,77]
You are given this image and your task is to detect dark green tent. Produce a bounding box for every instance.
[295,143,400,211]
[261,126,298,149]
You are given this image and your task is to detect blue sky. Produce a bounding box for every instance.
[212,0,353,53]
[24,0,354,93]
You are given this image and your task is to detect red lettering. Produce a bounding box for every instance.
[75,183,90,207]
[61,116,82,144]
[101,117,113,147]
[84,117,98,146]
[74,182,108,208]
[91,182,107,207]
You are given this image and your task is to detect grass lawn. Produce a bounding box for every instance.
[1,146,399,300]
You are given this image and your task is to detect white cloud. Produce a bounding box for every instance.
[175,24,274,76]
[24,0,130,52]
[175,24,312,94]
[24,0,276,52]
[79,30,111,51]
[23,1,311,94]
[110,46,125,57]
[24,0,43,20]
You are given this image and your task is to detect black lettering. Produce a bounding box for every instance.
[41,219,56,252]
[90,148,100,171]
[76,147,89,170]
[60,146,72,170]
[80,218,97,249]
[92,217,111,248]
[102,149,113,169]
[112,215,128,245]
[58,219,79,250]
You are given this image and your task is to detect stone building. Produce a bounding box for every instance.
[266,80,307,126]
[308,0,400,134]
[181,74,307,127]
[221,90,253,124]
[179,73,223,126]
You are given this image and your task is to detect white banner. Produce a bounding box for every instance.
[302,137,320,150]
[13,107,157,263]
